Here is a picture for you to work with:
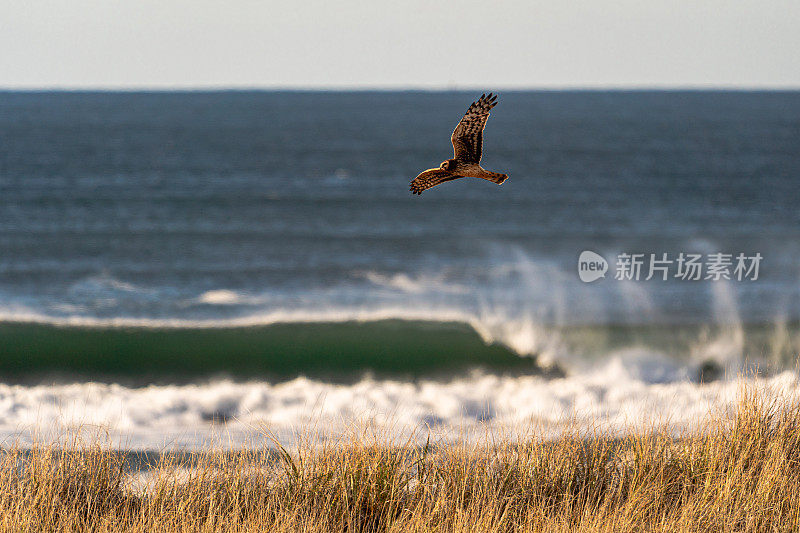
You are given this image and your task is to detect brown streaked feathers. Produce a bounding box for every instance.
[410,93,508,195]
[451,92,497,163]
[409,169,464,195]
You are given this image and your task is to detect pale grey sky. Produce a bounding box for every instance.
[2,0,799,89]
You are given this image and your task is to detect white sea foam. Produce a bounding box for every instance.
[2,364,797,450]
[194,289,270,306]
[362,272,469,295]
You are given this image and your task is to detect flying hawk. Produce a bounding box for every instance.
[410,93,508,195]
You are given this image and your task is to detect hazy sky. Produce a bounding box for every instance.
[2,0,799,89]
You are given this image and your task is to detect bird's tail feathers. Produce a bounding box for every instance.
[485,172,508,185]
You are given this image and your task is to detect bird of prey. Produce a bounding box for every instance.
[410,93,508,195]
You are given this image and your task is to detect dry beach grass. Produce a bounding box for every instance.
[2,384,800,532]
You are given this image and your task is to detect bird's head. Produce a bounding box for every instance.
[440,159,455,171]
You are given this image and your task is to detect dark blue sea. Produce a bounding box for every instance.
[1,91,798,448]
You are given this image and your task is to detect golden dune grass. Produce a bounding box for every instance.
[2,385,800,532]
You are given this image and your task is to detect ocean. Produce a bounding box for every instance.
[1,90,799,449]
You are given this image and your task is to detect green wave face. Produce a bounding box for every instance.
[0,320,542,384]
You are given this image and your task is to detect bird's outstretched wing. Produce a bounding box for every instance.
[451,93,498,163]
[409,168,463,195]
